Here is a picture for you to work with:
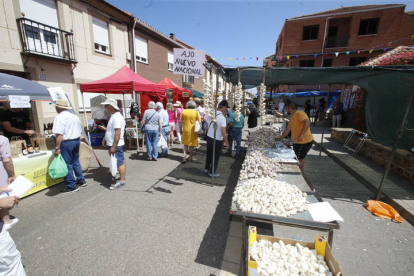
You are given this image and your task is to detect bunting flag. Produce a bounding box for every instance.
[210,34,414,62]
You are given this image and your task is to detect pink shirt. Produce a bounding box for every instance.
[168,110,175,123]
[175,108,183,123]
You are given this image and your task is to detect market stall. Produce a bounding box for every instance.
[231,126,341,276]
[0,73,64,196]
[158,77,192,106]
[80,66,167,151]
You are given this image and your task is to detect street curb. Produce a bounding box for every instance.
[314,141,414,226]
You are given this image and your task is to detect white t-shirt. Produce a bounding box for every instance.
[196,106,205,118]
[206,111,226,141]
[158,109,169,127]
[105,112,125,147]
[278,101,285,112]
[53,110,82,140]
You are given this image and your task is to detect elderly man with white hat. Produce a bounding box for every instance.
[98,98,126,190]
[51,99,86,194]
[156,102,169,157]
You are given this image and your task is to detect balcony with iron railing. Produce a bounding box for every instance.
[17,17,77,63]
[326,35,349,48]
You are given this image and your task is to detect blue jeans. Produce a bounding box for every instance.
[60,139,84,189]
[161,126,169,155]
[145,130,159,159]
[205,136,222,174]
[107,146,125,167]
[228,128,242,157]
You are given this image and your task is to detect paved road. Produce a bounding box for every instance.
[10,142,241,276]
[272,146,414,276]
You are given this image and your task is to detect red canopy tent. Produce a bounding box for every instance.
[158,77,192,108]
[80,66,167,114]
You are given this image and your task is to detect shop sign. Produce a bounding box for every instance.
[173,48,205,77]
[167,89,173,102]
[182,92,190,98]
[8,95,31,108]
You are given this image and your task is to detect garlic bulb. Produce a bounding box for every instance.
[239,150,281,180]
[233,177,307,217]
[203,78,215,118]
[233,82,243,121]
[258,83,266,125]
[250,240,333,276]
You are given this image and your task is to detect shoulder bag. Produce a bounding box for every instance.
[194,110,203,134]
[141,111,157,132]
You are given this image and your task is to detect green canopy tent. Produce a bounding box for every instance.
[223,66,414,151]
[223,66,414,200]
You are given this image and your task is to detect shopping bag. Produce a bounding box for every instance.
[10,136,26,158]
[194,121,203,134]
[110,154,117,176]
[48,154,68,180]
[158,135,168,149]
[366,200,403,223]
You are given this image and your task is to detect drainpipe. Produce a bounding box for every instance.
[132,20,137,72]
[320,16,335,67]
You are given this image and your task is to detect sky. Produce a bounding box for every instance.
[106,0,414,68]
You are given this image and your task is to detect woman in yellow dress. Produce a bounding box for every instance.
[180,100,201,163]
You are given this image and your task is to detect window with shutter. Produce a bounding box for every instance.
[135,36,148,63]
[92,17,110,55]
[168,51,174,71]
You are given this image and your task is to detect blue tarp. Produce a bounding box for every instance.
[261,90,341,98]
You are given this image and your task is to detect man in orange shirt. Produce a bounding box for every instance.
[276,102,314,170]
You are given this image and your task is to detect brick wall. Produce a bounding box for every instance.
[331,128,414,183]
[279,6,406,56]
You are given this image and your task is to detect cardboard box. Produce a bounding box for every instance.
[248,226,343,276]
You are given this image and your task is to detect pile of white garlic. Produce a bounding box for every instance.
[239,150,281,180]
[233,177,307,216]
[247,126,279,149]
[250,239,333,276]
[261,114,278,125]
[203,78,215,119]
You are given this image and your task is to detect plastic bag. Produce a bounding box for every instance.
[366,200,403,223]
[194,121,203,134]
[110,154,117,176]
[48,154,68,180]
[158,135,168,149]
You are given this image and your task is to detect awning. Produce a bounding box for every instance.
[191,89,204,98]
[80,66,166,94]
[0,73,52,101]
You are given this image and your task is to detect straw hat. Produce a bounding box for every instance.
[101,98,120,110]
[173,101,182,107]
[50,99,72,110]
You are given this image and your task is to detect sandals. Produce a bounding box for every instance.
[182,158,187,164]
[189,157,197,162]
